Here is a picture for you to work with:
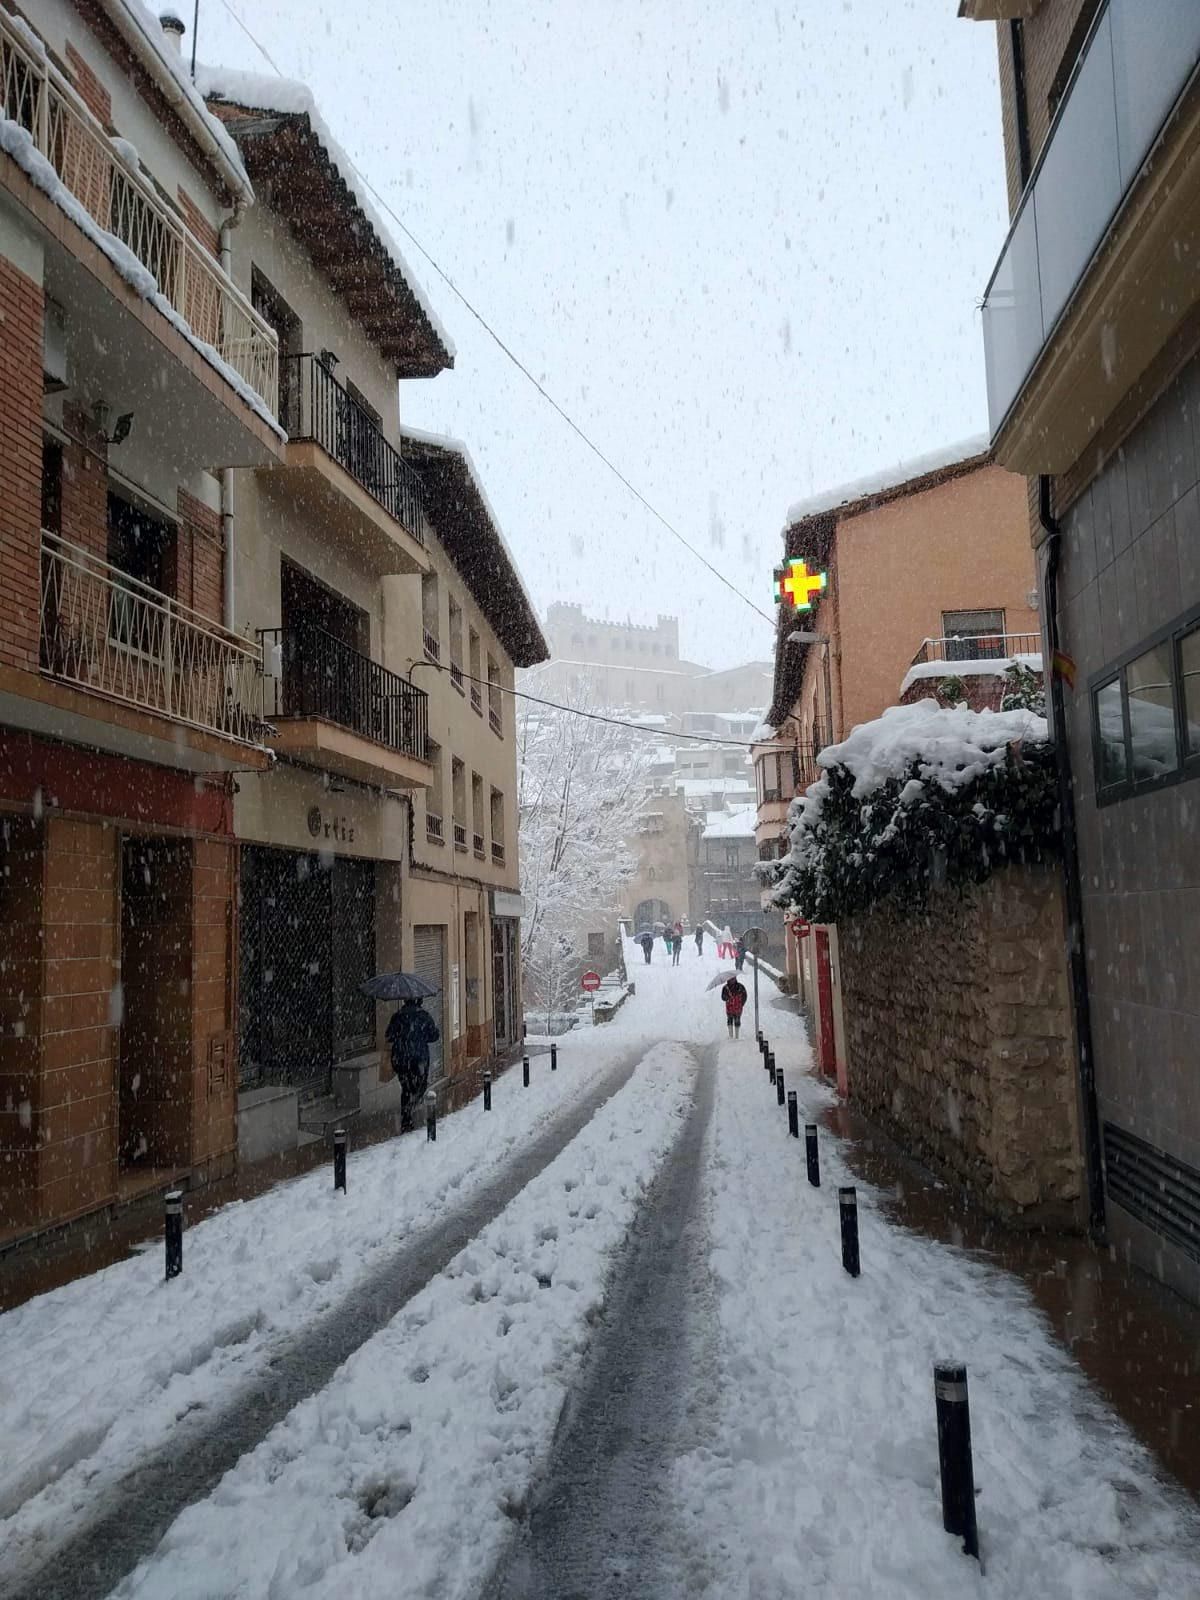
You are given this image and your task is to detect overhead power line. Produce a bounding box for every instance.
[411,658,764,748]
[210,0,776,632]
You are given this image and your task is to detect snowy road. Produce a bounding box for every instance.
[486,1041,719,1599]
[4,937,1199,1599]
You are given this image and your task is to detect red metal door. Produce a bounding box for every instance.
[815,927,836,1077]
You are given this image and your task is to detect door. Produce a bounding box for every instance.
[815,927,836,1082]
[412,925,446,1086]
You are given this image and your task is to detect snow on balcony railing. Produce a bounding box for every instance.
[910,633,1042,667]
[40,531,263,744]
[1,12,278,417]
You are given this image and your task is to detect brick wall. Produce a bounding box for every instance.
[39,817,119,1224]
[0,255,44,673]
[177,187,220,260]
[64,41,112,126]
[61,404,109,562]
[174,489,224,623]
[837,865,1084,1226]
[0,817,45,1231]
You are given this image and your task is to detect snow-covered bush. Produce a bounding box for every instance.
[767,699,1058,923]
[1000,661,1046,714]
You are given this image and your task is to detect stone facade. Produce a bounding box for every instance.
[837,865,1084,1226]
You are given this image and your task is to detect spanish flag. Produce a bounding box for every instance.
[1052,649,1077,690]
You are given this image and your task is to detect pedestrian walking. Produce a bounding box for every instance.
[638,930,655,964]
[735,934,747,972]
[385,996,440,1131]
[721,974,748,1038]
[671,932,682,966]
[694,925,704,955]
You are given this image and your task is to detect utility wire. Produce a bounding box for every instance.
[411,658,765,749]
[210,0,776,632]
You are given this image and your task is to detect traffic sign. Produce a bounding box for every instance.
[581,970,601,993]
[741,926,767,955]
[789,917,811,939]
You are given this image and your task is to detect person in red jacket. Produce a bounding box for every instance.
[720,975,748,1039]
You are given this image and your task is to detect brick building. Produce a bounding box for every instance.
[0,0,282,1239]
[962,1,1200,1301]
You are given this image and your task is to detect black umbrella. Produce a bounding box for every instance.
[360,971,440,1000]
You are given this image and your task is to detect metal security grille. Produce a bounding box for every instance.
[239,847,377,1098]
[1103,1122,1200,1266]
[412,926,446,1088]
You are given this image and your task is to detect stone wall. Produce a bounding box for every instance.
[837,864,1084,1226]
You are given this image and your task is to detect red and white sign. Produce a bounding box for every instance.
[581,970,602,993]
[789,917,811,939]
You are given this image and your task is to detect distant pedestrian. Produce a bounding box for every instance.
[638,931,654,964]
[721,975,748,1038]
[735,934,747,973]
[694,926,704,955]
[671,933,682,966]
[386,997,440,1131]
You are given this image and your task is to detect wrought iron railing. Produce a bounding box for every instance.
[473,831,485,860]
[423,629,440,662]
[470,683,483,714]
[426,810,444,842]
[282,354,424,540]
[39,531,262,743]
[492,841,505,866]
[489,705,502,737]
[0,13,278,415]
[260,622,428,761]
[453,822,467,850]
[910,633,1042,667]
[449,659,465,695]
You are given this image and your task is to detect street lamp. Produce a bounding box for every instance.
[786,630,834,751]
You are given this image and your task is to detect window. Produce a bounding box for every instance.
[1126,644,1177,781]
[942,608,1005,661]
[1180,624,1200,760]
[451,757,466,827]
[425,739,444,840]
[1090,606,1200,801]
[490,787,505,854]
[422,571,439,658]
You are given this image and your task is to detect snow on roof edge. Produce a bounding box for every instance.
[194,63,455,361]
[105,1,252,199]
[784,434,992,527]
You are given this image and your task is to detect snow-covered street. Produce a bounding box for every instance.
[1,938,1198,1598]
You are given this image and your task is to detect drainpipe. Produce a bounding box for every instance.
[219,211,242,631]
[1039,475,1106,1243]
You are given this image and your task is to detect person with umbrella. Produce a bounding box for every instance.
[636,929,655,964]
[361,972,441,1132]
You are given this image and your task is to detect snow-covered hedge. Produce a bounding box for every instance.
[766,700,1059,923]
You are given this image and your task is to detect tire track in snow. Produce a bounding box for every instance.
[485,1040,720,1600]
[3,1044,650,1600]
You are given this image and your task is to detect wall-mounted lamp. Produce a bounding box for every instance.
[92,401,134,446]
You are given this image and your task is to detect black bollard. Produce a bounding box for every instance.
[756,1029,763,1050]
[805,1124,820,1186]
[164,1188,183,1280]
[523,1054,530,1088]
[776,1069,786,1107]
[333,1126,347,1193]
[483,1070,492,1111]
[759,1035,768,1061]
[550,1042,558,1071]
[768,1051,776,1085]
[787,1090,799,1138]
[426,1089,437,1142]
[934,1362,979,1559]
[839,1185,860,1277]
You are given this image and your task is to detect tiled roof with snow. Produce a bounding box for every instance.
[194,63,454,363]
[785,434,991,527]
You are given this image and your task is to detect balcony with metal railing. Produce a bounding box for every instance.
[0,12,278,419]
[426,810,444,844]
[909,633,1042,668]
[266,353,427,574]
[900,633,1044,710]
[980,0,1200,470]
[259,620,430,787]
[492,840,505,866]
[37,531,266,763]
[473,831,485,861]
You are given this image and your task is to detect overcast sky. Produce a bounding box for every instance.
[195,0,1007,671]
